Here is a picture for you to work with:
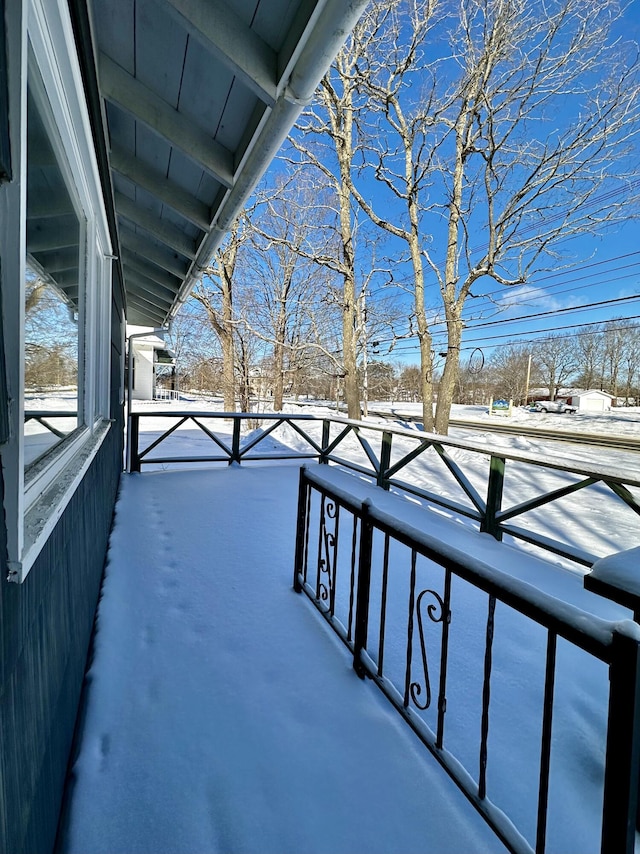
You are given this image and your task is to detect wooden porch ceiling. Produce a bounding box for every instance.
[88,0,368,328]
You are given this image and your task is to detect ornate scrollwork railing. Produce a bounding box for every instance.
[410,588,449,711]
[316,496,339,615]
[294,465,640,854]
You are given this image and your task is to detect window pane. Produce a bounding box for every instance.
[24,86,82,466]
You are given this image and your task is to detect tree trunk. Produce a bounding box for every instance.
[435,319,462,434]
[221,330,235,412]
[338,177,360,419]
[273,340,284,410]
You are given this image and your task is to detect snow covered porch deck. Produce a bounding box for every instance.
[56,464,508,854]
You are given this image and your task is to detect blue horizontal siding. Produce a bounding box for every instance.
[0,418,123,854]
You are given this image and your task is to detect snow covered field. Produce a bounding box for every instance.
[57,399,640,854]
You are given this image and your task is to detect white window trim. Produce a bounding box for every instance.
[0,0,114,582]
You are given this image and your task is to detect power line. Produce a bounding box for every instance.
[381,317,640,357]
[454,292,640,332]
[371,289,640,348]
[460,314,640,346]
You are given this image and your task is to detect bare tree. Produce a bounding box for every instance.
[288,39,370,418]
[488,342,536,404]
[338,0,439,428]
[603,318,627,398]
[397,364,423,402]
[336,0,640,432]
[621,323,640,404]
[575,325,605,390]
[242,184,342,410]
[537,333,577,398]
[24,273,78,391]
[192,219,245,411]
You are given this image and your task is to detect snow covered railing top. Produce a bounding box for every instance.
[293,465,640,854]
[127,410,640,568]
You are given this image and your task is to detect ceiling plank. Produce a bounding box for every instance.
[124,268,179,304]
[127,281,174,311]
[125,293,167,325]
[115,192,199,260]
[46,270,78,288]
[110,146,211,231]
[122,248,183,292]
[120,227,190,279]
[27,218,79,252]
[163,0,278,105]
[100,53,234,187]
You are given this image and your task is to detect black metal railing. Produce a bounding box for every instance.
[128,410,640,569]
[293,465,640,854]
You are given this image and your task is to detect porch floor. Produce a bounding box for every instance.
[58,463,506,854]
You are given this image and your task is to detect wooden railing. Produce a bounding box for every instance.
[128,410,640,568]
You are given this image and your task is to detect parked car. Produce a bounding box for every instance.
[533,400,577,414]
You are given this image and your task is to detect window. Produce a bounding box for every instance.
[0,0,113,581]
[24,83,83,466]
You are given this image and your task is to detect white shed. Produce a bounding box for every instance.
[567,390,613,412]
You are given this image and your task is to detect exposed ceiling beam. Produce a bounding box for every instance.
[163,0,278,105]
[100,53,234,187]
[27,198,76,218]
[122,249,183,292]
[110,146,211,231]
[31,248,79,271]
[115,192,199,260]
[120,227,190,280]
[47,270,78,288]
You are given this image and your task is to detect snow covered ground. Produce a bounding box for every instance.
[57,398,640,854]
[59,466,508,854]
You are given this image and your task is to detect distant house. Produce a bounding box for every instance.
[128,326,175,401]
[530,388,614,412]
[566,390,613,412]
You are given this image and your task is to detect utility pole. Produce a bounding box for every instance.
[524,353,532,406]
[359,288,369,418]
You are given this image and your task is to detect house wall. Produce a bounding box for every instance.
[0,280,124,854]
[0,0,126,850]
[132,342,156,400]
[568,392,612,412]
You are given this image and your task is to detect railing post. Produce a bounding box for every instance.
[585,551,640,839]
[481,454,505,540]
[293,468,310,593]
[377,431,392,490]
[353,500,373,679]
[129,413,140,472]
[229,416,241,464]
[320,419,330,464]
[601,628,640,853]
[584,548,640,623]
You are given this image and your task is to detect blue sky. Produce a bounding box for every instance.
[264,0,640,374]
[352,1,640,368]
